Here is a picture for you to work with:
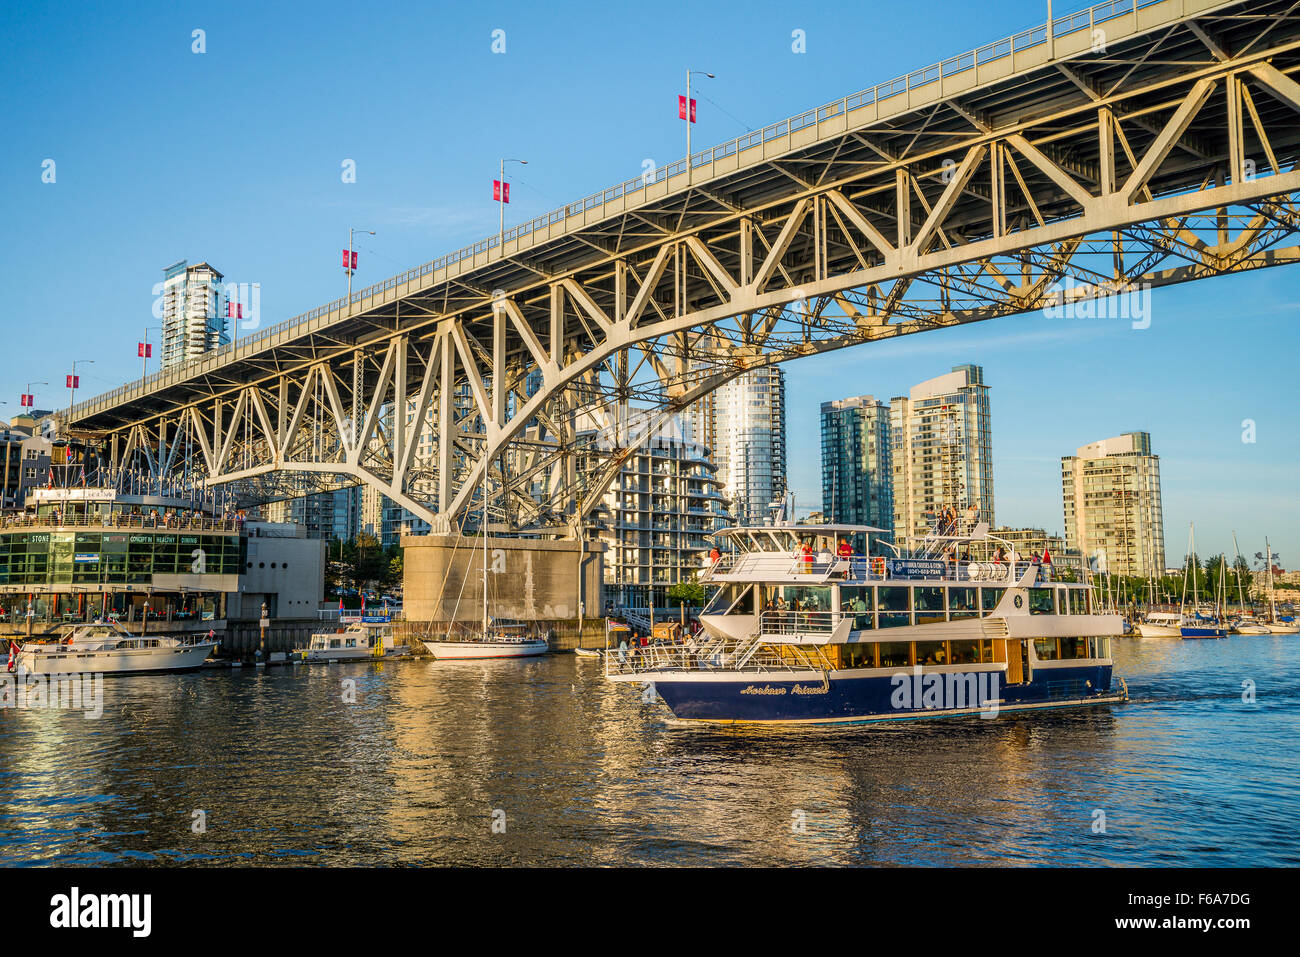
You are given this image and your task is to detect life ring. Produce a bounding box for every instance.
[871,556,886,576]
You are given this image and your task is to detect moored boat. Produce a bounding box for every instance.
[421,621,549,660]
[298,619,405,662]
[13,622,216,675]
[1134,613,1183,638]
[605,523,1127,725]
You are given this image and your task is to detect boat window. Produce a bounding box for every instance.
[1033,638,1058,660]
[914,587,945,624]
[843,643,877,668]
[705,584,751,615]
[980,587,1005,611]
[1028,588,1056,614]
[346,639,357,648]
[1069,589,1086,615]
[878,641,911,668]
[916,640,948,665]
[782,585,831,612]
[839,586,873,630]
[948,587,978,619]
[877,586,910,628]
[949,638,982,664]
[1058,636,1089,659]
[330,639,341,648]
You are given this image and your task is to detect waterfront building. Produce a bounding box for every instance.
[889,364,994,549]
[692,367,787,526]
[160,260,229,369]
[820,395,892,535]
[599,427,730,612]
[0,486,324,628]
[266,488,361,542]
[1061,431,1166,578]
[1,415,53,514]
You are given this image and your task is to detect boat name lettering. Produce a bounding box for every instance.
[739,685,787,695]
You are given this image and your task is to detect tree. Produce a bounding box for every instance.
[667,579,707,624]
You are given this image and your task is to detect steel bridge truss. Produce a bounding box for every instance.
[98,6,1300,536]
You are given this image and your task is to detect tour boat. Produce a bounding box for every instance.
[12,622,216,675]
[605,523,1128,725]
[299,620,403,662]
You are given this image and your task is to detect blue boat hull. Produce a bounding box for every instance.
[1180,627,1226,638]
[648,664,1117,724]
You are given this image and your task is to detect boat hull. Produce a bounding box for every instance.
[641,663,1119,725]
[1180,626,1226,639]
[1231,624,1270,635]
[17,642,216,675]
[422,639,549,660]
[1265,622,1300,634]
[1134,623,1182,638]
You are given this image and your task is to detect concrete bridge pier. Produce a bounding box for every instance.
[401,535,604,624]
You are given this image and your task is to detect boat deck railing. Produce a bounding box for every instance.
[703,554,1048,585]
[604,635,813,677]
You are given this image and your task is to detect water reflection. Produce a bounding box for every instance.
[0,635,1297,866]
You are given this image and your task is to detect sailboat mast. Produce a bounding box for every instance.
[1266,535,1275,622]
[1232,531,1246,614]
[482,474,489,636]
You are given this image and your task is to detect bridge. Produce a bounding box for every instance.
[61,0,1300,537]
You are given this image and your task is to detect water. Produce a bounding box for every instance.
[1,636,1297,866]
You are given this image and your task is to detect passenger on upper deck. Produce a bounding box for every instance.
[799,541,814,573]
[708,545,721,565]
[837,538,852,560]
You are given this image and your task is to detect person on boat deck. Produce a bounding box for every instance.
[817,540,833,566]
[993,545,1008,565]
[799,540,814,572]
[837,538,853,560]
[708,545,721,565]
[965,504,979,527]
[617,636,628,664]
[1031,549,1042,565]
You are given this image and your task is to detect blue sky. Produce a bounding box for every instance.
[2,0,1297,564]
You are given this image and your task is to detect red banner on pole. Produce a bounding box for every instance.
[137,342,152,358]
[20,394,32,407]
[226,303,242,319]
[341,250,357,270]
[66,375,79,389]
[679,95,696,122]
[494,180,510,203]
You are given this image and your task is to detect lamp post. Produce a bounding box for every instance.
[499,158,527,248]
[67,360,93,419]
[685,68,715,183]
[347,227,376,301]
[139,326,161,378]
[22,381,48,413]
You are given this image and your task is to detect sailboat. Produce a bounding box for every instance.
[1180,524,1225,639]
[1262,536,1300,634]
[421,474,549,660]
[1229,531,1269,634]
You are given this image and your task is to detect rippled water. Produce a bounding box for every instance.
[1,635,1297,866]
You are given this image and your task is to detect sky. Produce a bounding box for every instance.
[1,0,1297,565]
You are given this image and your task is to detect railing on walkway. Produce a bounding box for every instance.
[0,513,240,533]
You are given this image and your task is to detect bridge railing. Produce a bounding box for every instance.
[66,0,1180,423]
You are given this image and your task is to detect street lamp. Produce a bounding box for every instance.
[139,326,161,378]
[499,158,527,247]
[17,381,47,415]
[347,228,376,301]
[685,68,716,183]
[67,361,93,416]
